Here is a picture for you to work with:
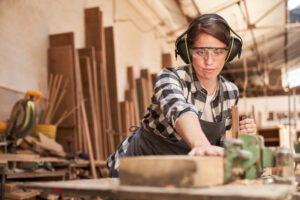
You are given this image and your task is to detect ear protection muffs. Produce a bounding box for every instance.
[175,16,243,64]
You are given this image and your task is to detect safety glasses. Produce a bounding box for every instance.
[190,46,228,60]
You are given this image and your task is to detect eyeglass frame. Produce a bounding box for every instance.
[190,46,229,60]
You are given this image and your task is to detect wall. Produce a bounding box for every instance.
[0,0,176,120]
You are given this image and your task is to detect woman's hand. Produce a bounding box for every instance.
[188,145,224,156]
[239,118,257,135]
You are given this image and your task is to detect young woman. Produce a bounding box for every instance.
[107,13,256,177]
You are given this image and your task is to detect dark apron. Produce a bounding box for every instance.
[126,84,226,156]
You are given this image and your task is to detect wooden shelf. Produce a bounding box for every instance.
[258,127,280,147]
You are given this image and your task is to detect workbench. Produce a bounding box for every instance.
[22,178,294,200]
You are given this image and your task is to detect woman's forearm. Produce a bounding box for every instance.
[175,113,210,148]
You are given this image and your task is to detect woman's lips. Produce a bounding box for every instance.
[203,68,215,73]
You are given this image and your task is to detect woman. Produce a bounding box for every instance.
[107,13,256,177]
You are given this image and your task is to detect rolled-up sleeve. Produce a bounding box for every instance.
[154,68,198,131]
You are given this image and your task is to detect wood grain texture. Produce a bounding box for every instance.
[162,53,172,68]
[79,56,102,160]
[119,156,224,188]
[105,26,122,145]
[85,7,113,156]
[22,178,293,200]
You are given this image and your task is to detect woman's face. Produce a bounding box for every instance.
[190,33,227,82]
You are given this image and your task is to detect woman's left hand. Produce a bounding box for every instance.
[239,118,257,135]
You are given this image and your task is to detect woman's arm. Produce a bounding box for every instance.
[175,113,224,156]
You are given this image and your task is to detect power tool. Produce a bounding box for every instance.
[0,90,42,152]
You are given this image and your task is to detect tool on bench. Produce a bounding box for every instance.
[0,90,42,152]
[224,106,294,184]
[224,134,274,182]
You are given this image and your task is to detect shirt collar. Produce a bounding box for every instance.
[189,64,221,99]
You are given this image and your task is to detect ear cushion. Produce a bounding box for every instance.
[226,37,242,62]
[175,38,192,64]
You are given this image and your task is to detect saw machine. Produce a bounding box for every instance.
[0,90,42,152]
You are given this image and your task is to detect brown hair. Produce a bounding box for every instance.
[187,14,230,46]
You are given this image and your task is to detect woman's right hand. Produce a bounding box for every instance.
[188,145,224,156]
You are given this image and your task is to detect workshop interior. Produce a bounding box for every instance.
[1,0,300,199]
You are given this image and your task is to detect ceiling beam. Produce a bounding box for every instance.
[238,0,259,58]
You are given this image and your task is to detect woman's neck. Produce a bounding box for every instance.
[199,77,218,96]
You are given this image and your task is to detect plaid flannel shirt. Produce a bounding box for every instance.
[141,64,239,142]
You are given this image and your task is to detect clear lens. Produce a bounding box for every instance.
[191,47,227,60]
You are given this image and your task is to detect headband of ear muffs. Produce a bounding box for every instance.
[175,16,243,64]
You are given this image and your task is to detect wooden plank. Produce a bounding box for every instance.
[0,182,21,193]
[5,190,40,200]
[125,90,136,126]
[85,7,103,51]
[151,73,157,89]
[73,49,83,155]
[140,69,153,104]
[231,106,239,139]
[0,154,40,161]
[81,101,97,179]
[119,156,224,188]
[48,45,77,152]
[127,67,140,125]
[79,56,102,160]
[104,26,122,145]
[120,101,131,138]
[38,132,64,152]
[78,48,101,145]
[136,78,145,118]
[21,178,293,200]
[85,7,113,156]
[49,32,74,48]
[48,46,76,126]
[6,170,67,179]
[24,136,66,157]
[162,53,172,68]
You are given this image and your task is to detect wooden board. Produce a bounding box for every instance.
[49,32,74,48]
[140,69,153,105]
[6,170,67,179]
[85,7,114,155]
[120,101,131,138]
[127,67,140,125]
[104,26,122,145]
[5,190,40,200]
[119,156,224,188]
[22,178,293,200]
[48,46,76,126]
[38,132,64,152]
[231,106,239,138]
[162,53,172,68]
[79,56,102,160]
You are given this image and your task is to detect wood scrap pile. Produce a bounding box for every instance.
[0,182,40,200]
[16,133,66,158]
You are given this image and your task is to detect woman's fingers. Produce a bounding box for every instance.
[239,118,254,125]
[188,146,224,157]
[239,118,257,135]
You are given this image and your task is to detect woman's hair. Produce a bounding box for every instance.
[187,14,230,46]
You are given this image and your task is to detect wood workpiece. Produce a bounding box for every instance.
[119,156,224,188]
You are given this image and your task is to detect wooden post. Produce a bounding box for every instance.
[231,106,239,138]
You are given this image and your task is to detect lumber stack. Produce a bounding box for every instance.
[43,6,166,165]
